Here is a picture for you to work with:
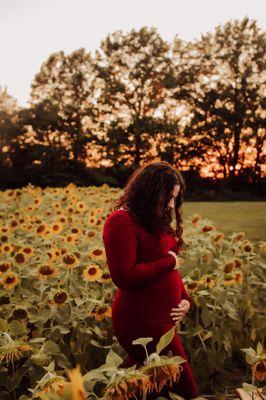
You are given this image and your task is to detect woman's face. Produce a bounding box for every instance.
[168,184,180,210]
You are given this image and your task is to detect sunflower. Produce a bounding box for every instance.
[33,197,42,207]
[141,354,184,394]
[191,215,201,225]
[104,367,152,400]
[98,270,112,283]
[82,264,101,282]
[88,246,105,261]
[64,234,79,244]
[50,221,63,234]
[20,247,34,260]
[212,233,225,244]
[13,251,27,266]
[234,259,243,269]
[0,334,32,364]
[61,252,80,269]
[223,261,235,274]
[1,273,20,290]
[1,243,14,254]
[36,222,49,236]
[199,275,216,288]
[232,232,246,242]
[47,248,61,260]
[201,225,215,234]
[12,307,28,322]
[88,216,97,226]
[37,265,58,280]
[87,229,97,239]
[0,261,12,275]
[34,376,69,399]
[76,201,87,213]
[70,227,81,235]
[0,234,9,245]
[252,359,266,382]
[241,241,254,253]
[90,304,112,321]
[222,273,236,286]
[186,282,198,292]
[66,364,86,400]
[52,290,68,307]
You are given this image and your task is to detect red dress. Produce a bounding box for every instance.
[102,209,199,399]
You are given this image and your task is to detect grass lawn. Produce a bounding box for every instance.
[183,202,266,242]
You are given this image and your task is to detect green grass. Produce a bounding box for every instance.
[183,202,266,242]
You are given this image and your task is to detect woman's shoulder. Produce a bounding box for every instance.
[103,208,133,227]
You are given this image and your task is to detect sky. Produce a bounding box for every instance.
[0,0,265,107]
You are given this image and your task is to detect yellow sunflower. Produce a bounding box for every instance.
[212,233,225,244]
[22,246,35,258]
[52,290,68,307]
[199,275,216,288]
[232,232,246,242]
[88,246,105,261]
[82,264,101,282]
[76,201,87,213]
[0,334,32,364]
[1,243,14,254]
[222,273,237,286]
[50,221,63,234]
[234,259,244,269]
[223,261,235,274]
[36,222,49,236]
[241,241,254,253]
[13,251,27,267]
[104,367,151,400]
[186,282,198,293]
[34,376,69,399]
[90,304,112,321]
[88,216,97,226]
[37,265,58,281]
[0,261,12,275]
[66,364,86,400]
[201,225,215,234]
[1,273,20,290]
[61,252,80,269]
[98,270,112,283]
[191,215,201,225]
[252,359,266,382]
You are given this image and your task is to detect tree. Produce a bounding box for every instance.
[174,18,266,181]
[91,26,179,167]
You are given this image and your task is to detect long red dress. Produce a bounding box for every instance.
[102,209,199,399]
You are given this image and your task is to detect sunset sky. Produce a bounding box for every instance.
[0,0,265,107]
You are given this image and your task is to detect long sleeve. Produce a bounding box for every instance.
[170,236,194,308]
[102,213,176,290]
[169,236,180,254]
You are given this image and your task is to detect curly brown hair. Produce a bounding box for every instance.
[110,161,186,251]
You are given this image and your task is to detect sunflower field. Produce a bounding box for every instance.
[0,183,265,400]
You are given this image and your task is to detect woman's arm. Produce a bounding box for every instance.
[102,213,176,290]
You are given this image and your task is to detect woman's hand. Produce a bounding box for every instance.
[170,299,190,325]
[167,250,180,270]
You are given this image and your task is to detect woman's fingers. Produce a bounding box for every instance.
[170,309,186,316]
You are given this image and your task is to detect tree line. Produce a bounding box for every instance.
[0,17,265,197]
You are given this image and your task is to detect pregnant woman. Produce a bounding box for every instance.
[102,161,199,399]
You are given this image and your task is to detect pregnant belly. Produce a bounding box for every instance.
[111,270,182,325]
